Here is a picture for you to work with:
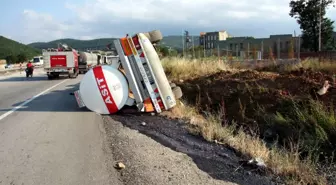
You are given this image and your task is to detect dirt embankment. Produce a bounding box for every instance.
[175,69,336,156]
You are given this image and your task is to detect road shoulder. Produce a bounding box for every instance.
[103,114,277,185]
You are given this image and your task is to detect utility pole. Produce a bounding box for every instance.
[294,30,297,54]
[182,29,185,58]
[277,38,280,59]
[319,0,323,51]
[298,35,301,60]
[319,0,322,51]
[204,35,206,58]
[236,44,238,59]
[247,42,250,60]
[261,40,264,60]
[192,35,195,58]
[185,30,191,58]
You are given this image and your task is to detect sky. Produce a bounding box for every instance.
[0,0,336,44]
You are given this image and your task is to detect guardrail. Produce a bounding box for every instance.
[0,66,43,74]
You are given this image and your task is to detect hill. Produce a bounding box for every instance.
[28,36,200,51]
[28,38,117,51]
[0,36,41,61]
[160,36,200,49]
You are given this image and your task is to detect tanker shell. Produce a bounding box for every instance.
[79,65,129,114]
[79,52,99,66]
[137,33,177,109]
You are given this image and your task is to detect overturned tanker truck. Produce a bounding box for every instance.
[73,30,182,114]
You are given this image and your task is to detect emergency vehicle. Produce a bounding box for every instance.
[43,44,79,79]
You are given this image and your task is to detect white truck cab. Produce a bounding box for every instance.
[33,56,44,66]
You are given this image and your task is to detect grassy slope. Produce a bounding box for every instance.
[0,36,41,59]
[161,57,336,185]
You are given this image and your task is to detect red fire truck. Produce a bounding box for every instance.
[43,44,79,80]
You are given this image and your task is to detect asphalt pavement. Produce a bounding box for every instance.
[0,69,121,185]
[0,69,267,185]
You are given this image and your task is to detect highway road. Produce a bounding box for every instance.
[0,69,274,185]
[0,69,120,185]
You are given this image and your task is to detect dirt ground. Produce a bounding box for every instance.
[175,68,336,151]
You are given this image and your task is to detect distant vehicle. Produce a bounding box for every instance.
[78,51,101,74]
[33,56,44,66]
[43,43,79,80]
[4,64,13,69]
[104,55,119,65]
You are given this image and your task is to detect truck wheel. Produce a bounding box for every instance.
[69,73,77,78]
[47,75,53,80]
[148,30,163,44]
[172,86,183,99]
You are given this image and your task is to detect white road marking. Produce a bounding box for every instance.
[0,79,68,121]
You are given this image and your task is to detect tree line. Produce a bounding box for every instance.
[290,0,336,52]
[5,53,30,64]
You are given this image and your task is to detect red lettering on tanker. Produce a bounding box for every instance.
[93,66,118,113]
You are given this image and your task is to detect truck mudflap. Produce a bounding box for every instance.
[74,90,85,108]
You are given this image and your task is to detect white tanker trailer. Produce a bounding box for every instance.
[78,51,101,73]
[73,30,183,115]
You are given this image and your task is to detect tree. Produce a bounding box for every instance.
[17,53,27,63]
[161,46,170,57]
[289,0,335,51]
[5,55,17,64]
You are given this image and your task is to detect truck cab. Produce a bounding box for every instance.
[33,56,43,66]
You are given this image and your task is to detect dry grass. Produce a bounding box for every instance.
[163,100,326,184]
[161,57,234,81]
[161,57,332,185]
[226,58,336,75]
[284,58,336,73]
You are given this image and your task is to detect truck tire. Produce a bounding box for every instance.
[148,30,163,44]
[172,86,182,99]
[47,74,53,80]
[69,73,76,78]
